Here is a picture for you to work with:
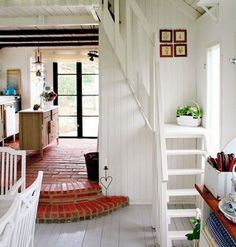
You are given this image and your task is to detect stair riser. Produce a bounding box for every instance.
[37,197,129,223]
[40,193,103,204]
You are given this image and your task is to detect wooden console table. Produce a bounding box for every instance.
[196,184,236,244]
[19,106,59,157]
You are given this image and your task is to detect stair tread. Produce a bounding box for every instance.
[167,189,199,197]
[167,208,197,218]
[168,169,204,176]
[169,230,193,240]
[164,123,207,138]
[166,149,207,155]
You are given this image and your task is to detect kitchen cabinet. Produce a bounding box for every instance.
[19,106,59,157]
[0,96,21,145]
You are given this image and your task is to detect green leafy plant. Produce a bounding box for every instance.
[40,90,57,102]
[185,218,201,241]
[176,102,203,118]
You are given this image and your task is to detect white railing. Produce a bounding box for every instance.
[97,2,168,242]
[97,0,155,131]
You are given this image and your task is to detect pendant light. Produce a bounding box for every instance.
[34,46,42,77]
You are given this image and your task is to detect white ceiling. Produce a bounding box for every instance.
[183,0,206,15]
[0,0,208,31]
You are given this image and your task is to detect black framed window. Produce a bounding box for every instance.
[53,62,99,138]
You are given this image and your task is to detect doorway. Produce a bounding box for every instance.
[53,62,99,138]
[207,44,221,155]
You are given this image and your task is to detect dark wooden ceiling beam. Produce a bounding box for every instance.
[0,28,99,36]
[0,36,98,42]
[0,42,98,48]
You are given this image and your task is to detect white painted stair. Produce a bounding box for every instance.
[167,188,199,197]
[168,168,204,176]
[166,149,207,156]
[167,208,197,218]
[158,123,208,246]
[169,230,193,241]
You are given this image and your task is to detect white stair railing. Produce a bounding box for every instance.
[97,0,167,244]
[97,0,155,131]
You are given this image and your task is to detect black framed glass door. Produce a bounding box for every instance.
[53,62,99,138]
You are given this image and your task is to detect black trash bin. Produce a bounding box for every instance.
[84,152,99,181]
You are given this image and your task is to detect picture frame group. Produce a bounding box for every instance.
[159,29,187,57]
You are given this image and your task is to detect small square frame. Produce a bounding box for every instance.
[174,29,187,43]
[159,30,172,43]
[174,44,187,57]
[160,44,173,58]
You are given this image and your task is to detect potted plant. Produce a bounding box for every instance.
[176,101,203,127]
[185,218,201,247]
[40,86,57,109]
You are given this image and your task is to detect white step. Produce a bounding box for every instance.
[168,169,204,176]
[169,230,192,241]
[164,123,207,138]
[167,189,199,197]
[166,149,207,156]
[167,209,197,218]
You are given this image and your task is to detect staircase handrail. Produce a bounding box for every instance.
[97,0,155,131]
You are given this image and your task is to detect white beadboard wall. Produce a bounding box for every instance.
[136,0,197,123]
[99,26,153,204]
[134,0,198,198]
[196,0,236,148]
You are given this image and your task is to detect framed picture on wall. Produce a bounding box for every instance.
[160,44,173,58]
[159,30,172,43]
[7,69,21,95]
[174,44,187,57]
[174,29,187,42]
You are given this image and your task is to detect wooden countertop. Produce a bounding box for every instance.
[195,184,236,239]
[19,106,59,113]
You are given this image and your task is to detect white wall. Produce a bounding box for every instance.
[136,0,197,123]
[134,0,198,198]
[0,48,33,109]
[99,26,153,204]
[196,0,236,147]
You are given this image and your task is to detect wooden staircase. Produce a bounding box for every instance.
[158,124,208,246]
[96,0,208,246]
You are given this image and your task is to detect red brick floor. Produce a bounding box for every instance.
[6,138,129,223]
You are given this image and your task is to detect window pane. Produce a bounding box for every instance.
[82,96,99,116]
[58,62,76,74]
[58,75,77,95]
[82,62,98,74]
[59,117,77,137]
[83,117,99,137]
[82,75,99,95]
[58,96,77,115]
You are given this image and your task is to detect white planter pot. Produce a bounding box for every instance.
[176,116,201,127]
[44,101,54,109]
